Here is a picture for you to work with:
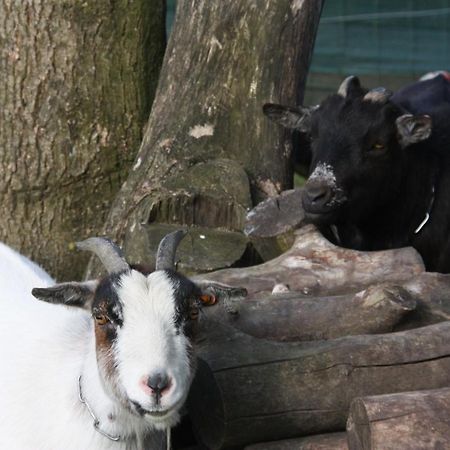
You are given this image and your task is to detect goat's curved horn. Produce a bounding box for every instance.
[337,75,360,97]
[76,237,129,274]
[155,229,188,271]
[363,87,393,103]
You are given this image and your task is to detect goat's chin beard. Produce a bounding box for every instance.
[145,409,181,430]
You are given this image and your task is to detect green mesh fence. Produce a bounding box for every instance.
[305,0,450,104]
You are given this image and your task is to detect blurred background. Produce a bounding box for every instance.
[168,0,450,104]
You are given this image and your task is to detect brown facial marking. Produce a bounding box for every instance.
[93,300,117,379]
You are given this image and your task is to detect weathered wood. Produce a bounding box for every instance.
[125,223,249,275]
[94,0,324,277]
[397,272,450,329]
[187,321,450,449]
[203,283,416,341]
[244,188,305,261]
[346,388,450,450]
[245,433,348,450]
[194,225,425,298]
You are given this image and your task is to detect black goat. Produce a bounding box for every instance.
[264,74,450,272]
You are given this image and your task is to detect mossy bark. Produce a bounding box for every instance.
[0,0,165,280]
[97,0,323,275]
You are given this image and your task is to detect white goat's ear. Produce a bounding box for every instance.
[396,114,432,148]
[263,103,315,133]
[31,280,99,310]
[195,281,247,312]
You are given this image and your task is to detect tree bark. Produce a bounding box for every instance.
[187,321,450,449]
[245,433,348,450]
[94,0,324,276]
[194,225,425,298]
[203,283,416,341]
[346,388,450,450]
[0,0,165,280]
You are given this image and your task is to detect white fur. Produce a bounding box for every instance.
[0,255,194,449]
[116,271,193,428]
[0,242,54,300]
[309,162,337,188]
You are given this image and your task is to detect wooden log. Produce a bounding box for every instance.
[245,432,348,450]
[194,225,425,298]
[398,272,450,329]
[187,321,450,449]
[244,188,305,261]
[203,283,416,341]
[346,388,450,450]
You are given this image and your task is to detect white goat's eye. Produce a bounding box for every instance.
[94,314,109,326]
[199,294,216,306]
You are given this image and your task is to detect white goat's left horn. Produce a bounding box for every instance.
[76,237,129,274]
[155,229,188,271]
[363,87,393,103]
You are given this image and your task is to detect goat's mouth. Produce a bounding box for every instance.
[303,208,342,224]
[130,399,182,420]
[302,198,347,224]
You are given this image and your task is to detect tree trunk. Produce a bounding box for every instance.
[94,0,324,276]
[187,321,450,449]
[0,0,165,280]
[346,388,450,450]
[203,283,416,341]
[245,433,348,450]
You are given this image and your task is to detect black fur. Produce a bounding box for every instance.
[264,75,450,272]
[306,75,450,272]
[164,270,200,338]
[92,271,126,327]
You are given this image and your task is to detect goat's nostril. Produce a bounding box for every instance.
[305,184,332,204]
[147,372,171,395]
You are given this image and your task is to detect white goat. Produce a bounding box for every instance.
[0,231,245,450]
[0,242,54,299]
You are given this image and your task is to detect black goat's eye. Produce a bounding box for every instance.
[372,142,385,151]
[94,314,109,326]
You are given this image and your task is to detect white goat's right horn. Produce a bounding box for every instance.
[76,237,129,274]
[155,229,188,271]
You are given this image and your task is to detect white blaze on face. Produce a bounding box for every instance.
[114,270,193,426]
[308,162,337,188]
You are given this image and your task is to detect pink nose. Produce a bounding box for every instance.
[139,372,172,397]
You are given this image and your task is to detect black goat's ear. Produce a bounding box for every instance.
[32,280,99,310]
[263,103,315,133]
[396,114,432,148]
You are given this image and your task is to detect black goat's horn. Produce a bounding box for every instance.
[337,75,360,97]
[76,237,129,274]
[155,229,188,271]
[363,87,393,103]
